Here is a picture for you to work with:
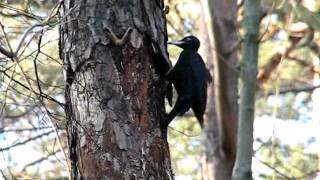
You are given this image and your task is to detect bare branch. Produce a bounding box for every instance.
[0,127,53,133]
[21,148,62,172]
[267,84,320,96]
[0,70,64,106]
[168,126,200,138]
[0,45,14,58]
[15,23,43,56]
[0,3,44,21]
[0,23,14,58]
[33,30,44,97]
[255,156,292,180]
[225,38,243,56]
[0,130,54,151]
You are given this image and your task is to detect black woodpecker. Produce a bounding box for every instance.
[161,35,211,134]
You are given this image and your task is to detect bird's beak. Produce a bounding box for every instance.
[168,40,185,47]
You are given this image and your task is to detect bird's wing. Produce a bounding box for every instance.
[196,54,212,83]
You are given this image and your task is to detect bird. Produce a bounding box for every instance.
[161,35,211,134]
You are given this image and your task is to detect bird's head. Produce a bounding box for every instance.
[168,35,200,51]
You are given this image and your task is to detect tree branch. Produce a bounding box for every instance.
[0,45,14,58]
[255,157,292,180]
[0,130,54,151]
[267,84,320,96]
[0,70,64,107]
[0,127,53,133]
[21,148,62,172]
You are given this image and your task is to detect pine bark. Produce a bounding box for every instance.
[59,0,173,179]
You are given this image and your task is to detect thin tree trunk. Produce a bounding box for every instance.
[200,0,239,179]
[232,1,263,179]
[59,0,173,179]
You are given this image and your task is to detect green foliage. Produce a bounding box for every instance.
[293,4,320,30]
[257,140,319,179]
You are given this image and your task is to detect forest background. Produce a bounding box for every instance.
[0,0,320,179]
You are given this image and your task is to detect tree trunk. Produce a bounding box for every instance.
[59,0,173,179]
[200,0,239,179]
[232,1,263,179]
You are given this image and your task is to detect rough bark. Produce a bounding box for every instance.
[232,1,263,179]
[59,0,173,179]
[200,0,239,179]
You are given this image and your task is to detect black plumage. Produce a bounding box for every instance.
[161,35,211,133]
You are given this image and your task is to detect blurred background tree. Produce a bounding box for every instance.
[0,0,320,179]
